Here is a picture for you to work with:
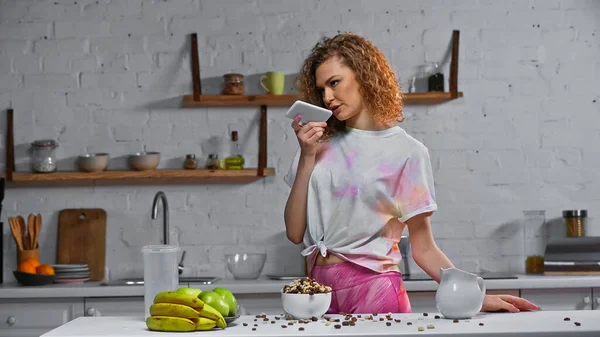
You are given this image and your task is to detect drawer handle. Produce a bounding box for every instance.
[86,308,96,316]
[6,316,16,325]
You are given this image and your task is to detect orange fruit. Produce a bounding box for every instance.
[36,264,55,276]
[17,261,36,274]
[23,257,40,268]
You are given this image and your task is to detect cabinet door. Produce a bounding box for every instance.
[520,288,593,311]
[407,292,437,313]
[84,297,145,317]
[235,293,283,315]
[593,288,600,310]
[0,298,83,337]
[406,290,519,314]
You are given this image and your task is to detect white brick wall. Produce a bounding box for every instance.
[1,0,599,282]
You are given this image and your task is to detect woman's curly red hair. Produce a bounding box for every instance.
[294,32,404,139]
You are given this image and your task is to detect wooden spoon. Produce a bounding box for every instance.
[33,214,42,249]
[27,214,35,250]
[9,217,24,251]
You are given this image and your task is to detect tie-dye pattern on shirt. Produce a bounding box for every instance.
[284,125,437,275]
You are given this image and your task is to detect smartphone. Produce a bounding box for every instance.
[285,100,332,124]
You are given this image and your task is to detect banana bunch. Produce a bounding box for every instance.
[145,291,227,332]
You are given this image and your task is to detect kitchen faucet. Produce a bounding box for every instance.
[151,191,169,245]
[151,191,185,275]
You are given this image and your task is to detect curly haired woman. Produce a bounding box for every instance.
[283,32,540,315]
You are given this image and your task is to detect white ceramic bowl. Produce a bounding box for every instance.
[128,152,160,171]
[281,291,331,320]
[77,153,109,172]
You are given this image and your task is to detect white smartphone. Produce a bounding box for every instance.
[285,100,332,124]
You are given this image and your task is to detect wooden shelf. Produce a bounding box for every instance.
[182,92,463,108]
[182,94,297,107]
[6,168,275,187]
[403,92,464,105]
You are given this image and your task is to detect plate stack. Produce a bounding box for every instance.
[51,264,91,283]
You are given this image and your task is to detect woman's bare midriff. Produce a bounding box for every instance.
[314,252,345,266]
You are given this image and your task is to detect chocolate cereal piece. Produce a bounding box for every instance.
[434,315,440,319]
[311,316,318,321]
[254,324,258,327]
[386,322,391,326]
[395,319,401,323]
[453,319,459,323]
[271,321,275,324]
[575,322,581,326]
[423,313,428,316]
[479,323,484,326]
[334,324,341,329]
[564,317,571,321]
[243,323,248,326]
[299,327,305,331]
[379,317,384,321]
[252,328,256,331]
[342,321,349,326]
[407,322,412,325]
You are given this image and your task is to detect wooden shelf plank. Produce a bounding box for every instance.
[182,92,463,108]
[8,168,275,187]
[403,92,464,105]
[182,94,298,107]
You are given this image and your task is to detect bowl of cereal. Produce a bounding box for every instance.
[281,278,332,320]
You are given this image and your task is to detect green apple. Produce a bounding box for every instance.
[213,287,238,316]
[199,291,229,317]
[176,287,202,297]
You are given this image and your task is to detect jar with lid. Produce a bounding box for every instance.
[563,209,587,237]
[205,154,219,170]
[29,139,59,173]
[183,154,197,170]
[222,73,245,95]
[428,62,444,92]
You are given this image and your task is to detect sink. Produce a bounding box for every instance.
[101,277,220,286]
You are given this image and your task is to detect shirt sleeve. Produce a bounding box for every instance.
[283,147,301,188]
[395,143,437,223]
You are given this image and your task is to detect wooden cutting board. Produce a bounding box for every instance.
[57,209,106,281]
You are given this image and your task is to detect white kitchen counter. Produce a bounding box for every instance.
[41,311,600,337]
[1,274,600,299]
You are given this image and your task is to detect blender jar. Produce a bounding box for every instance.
[142,245,181,319]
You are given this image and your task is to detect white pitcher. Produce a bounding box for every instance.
[435,267,486,319]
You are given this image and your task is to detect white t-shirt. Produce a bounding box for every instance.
[283,125,437,274]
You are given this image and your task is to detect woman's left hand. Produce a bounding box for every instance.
[481,294,541,313]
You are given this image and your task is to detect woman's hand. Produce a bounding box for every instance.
[291,115,327,157]
[482,294,541,313]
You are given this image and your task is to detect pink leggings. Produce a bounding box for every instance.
[311,261,411,314]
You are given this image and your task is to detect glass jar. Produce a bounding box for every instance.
[563,209,586,237]
[222,73,245,95]
[522,210,547,274]
[183,154,197,170]
[428,62,444,92]
[29,139,58,173]
[205,154,219,170]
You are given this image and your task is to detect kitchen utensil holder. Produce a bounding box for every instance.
[17,248,39,265]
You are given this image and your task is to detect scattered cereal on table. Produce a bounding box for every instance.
[427,324,435,329]
[418,326,424,331]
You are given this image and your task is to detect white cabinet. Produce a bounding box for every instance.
[235,293,283,315]
[407,290,520,314]
[593,288,600,310]
[520,288,593,311]
[0,298,83,337]
[84,297,145,317]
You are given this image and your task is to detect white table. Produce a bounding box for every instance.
[42,311,600,337]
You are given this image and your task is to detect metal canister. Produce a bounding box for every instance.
[563,209,587,237]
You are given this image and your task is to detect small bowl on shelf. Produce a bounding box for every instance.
[77,153,109,172]
[13,271,56,286]
[225,253,266,280]
[128,152,160,171]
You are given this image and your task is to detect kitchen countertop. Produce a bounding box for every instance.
[2,274,600,299]
[41,311,600,337]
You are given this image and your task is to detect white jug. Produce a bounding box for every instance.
[435,267,486,319]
